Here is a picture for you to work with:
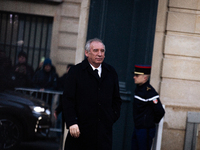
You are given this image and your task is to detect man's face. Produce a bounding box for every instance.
[18,56,26,64]
[85,41,105,68]
[44,64,51,72]
[133,74,147,85]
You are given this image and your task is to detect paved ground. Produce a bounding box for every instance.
[16,137,61,150]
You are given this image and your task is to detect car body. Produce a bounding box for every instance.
[0,90,51,150]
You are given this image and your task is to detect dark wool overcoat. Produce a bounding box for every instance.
[62,59,122,150]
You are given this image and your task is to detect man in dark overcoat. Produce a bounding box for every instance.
[62,38,122,150]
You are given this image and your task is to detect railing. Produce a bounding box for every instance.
[15,87,165,150]
[152,105,165,150]
[15,87,63,134]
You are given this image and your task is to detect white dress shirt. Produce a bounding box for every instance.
[90,64,102,77]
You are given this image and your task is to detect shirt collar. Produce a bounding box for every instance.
[90,64,102,77]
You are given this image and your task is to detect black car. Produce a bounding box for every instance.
[0,90,51,150]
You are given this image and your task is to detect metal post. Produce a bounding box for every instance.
[184,112,200,150]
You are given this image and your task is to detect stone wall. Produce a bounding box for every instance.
[56,0,90,76]
[55,0,81,76]
[153,0,200,149]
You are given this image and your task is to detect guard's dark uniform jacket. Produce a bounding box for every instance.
[133,81,165,129]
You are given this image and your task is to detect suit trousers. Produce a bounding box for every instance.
[131,127,156,150]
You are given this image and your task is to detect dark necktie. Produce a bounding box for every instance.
[94,69,99,78]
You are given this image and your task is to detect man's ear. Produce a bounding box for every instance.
[144,75,149,81]
[85,50,89,57]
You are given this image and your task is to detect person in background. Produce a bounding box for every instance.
[54,63,75,117]
[54,64,74,150]
[57,64,74,91]
[131,65,165,150]
[62,38,122,150]
[0,49,12,91]
[32,58,58,91]
[11,50,34,88]
[35,56,45,73]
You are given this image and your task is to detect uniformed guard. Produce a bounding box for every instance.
[131,65,165,150]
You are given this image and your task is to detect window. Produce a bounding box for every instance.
[0,11,53,70]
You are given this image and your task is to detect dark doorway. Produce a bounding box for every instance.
[87,0,158,149]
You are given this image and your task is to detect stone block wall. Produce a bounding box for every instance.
[56,1,81,76]
[153,0,200,149]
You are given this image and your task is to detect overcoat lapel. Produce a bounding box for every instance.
[81,59,110,81]
[82,59,100,80]
[101,62,110,82]
[88,67,100,80]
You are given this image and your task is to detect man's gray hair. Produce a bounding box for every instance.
[85,38,106,52]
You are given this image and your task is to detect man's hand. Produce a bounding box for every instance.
[69,124,80,138]
[54,111,57,120]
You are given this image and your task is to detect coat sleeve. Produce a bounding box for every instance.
[153,97,165,123]
[147,86,165,124]
[47,72,58,90]
[112,69,122,123]
[32,71,40,88]
[62,67,78,128]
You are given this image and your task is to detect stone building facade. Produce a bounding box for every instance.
[153,0,200,149]
[1,0,200,149]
